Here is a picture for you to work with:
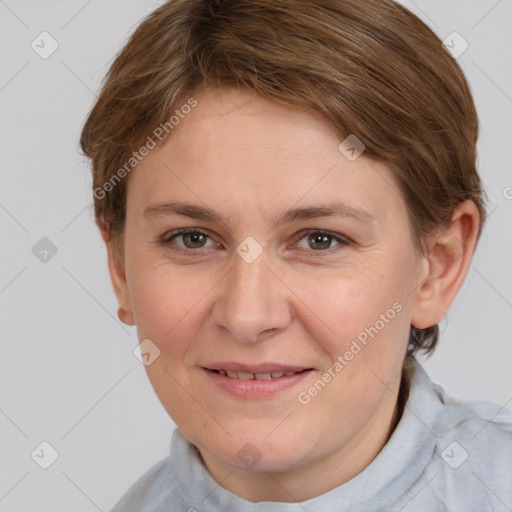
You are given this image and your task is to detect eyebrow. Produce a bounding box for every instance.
[143,201,375,225]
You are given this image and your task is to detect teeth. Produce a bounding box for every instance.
[237,372,255,380]
[255,373,272,380]
[217,370,300,379]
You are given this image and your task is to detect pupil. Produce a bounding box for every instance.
[310,234,331,250]
[185,233,204,247]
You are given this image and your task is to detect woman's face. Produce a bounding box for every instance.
[119,87,428,475]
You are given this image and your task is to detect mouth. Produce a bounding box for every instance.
[204,368,311,380]
[200,363,314,399]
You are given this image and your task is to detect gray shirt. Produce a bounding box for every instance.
[111,357,512,511]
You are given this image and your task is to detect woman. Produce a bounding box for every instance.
[80,0,512,509]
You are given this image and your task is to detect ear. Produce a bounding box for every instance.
[410,200,481,329]
[99,227,135,326]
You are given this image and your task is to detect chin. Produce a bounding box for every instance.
[209,432,310,473]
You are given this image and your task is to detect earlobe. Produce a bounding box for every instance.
[410,200,480,330]
[100,227,136,326]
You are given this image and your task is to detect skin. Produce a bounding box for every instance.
[103,87,480,503]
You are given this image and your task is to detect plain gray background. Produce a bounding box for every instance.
[0,1,511,510]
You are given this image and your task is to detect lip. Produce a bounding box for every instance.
[200,365,314,400]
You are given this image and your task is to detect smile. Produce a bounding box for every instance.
[209,369,307,380]
[201,366,314,399]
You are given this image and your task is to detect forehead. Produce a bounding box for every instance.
[127,87,407,229]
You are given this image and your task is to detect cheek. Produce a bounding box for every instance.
[127,262,211,422]
[299,264,414,410]
[299,276,410,423]
[128,260,207,353]
[306,267,408,348]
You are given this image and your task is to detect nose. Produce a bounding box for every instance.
[211,247,292,344]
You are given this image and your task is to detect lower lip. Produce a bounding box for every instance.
[201,368,313,399]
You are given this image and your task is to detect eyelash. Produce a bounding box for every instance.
[158,228,350,258]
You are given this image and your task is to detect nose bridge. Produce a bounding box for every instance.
[230,249,270,308]
[213,245,290,343]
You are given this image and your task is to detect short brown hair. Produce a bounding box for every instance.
[80,0,487,356]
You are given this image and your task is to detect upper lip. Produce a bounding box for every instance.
[203,362,311,373]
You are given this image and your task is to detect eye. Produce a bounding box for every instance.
[158,228,349,257]
[160,229,217,251]
[294,230,349,254]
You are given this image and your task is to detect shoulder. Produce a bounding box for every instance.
[423,377,512,507]
[110,456,178,512]
[110,429,198,512]
[431,378,512,459]
[435,391,512,471]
